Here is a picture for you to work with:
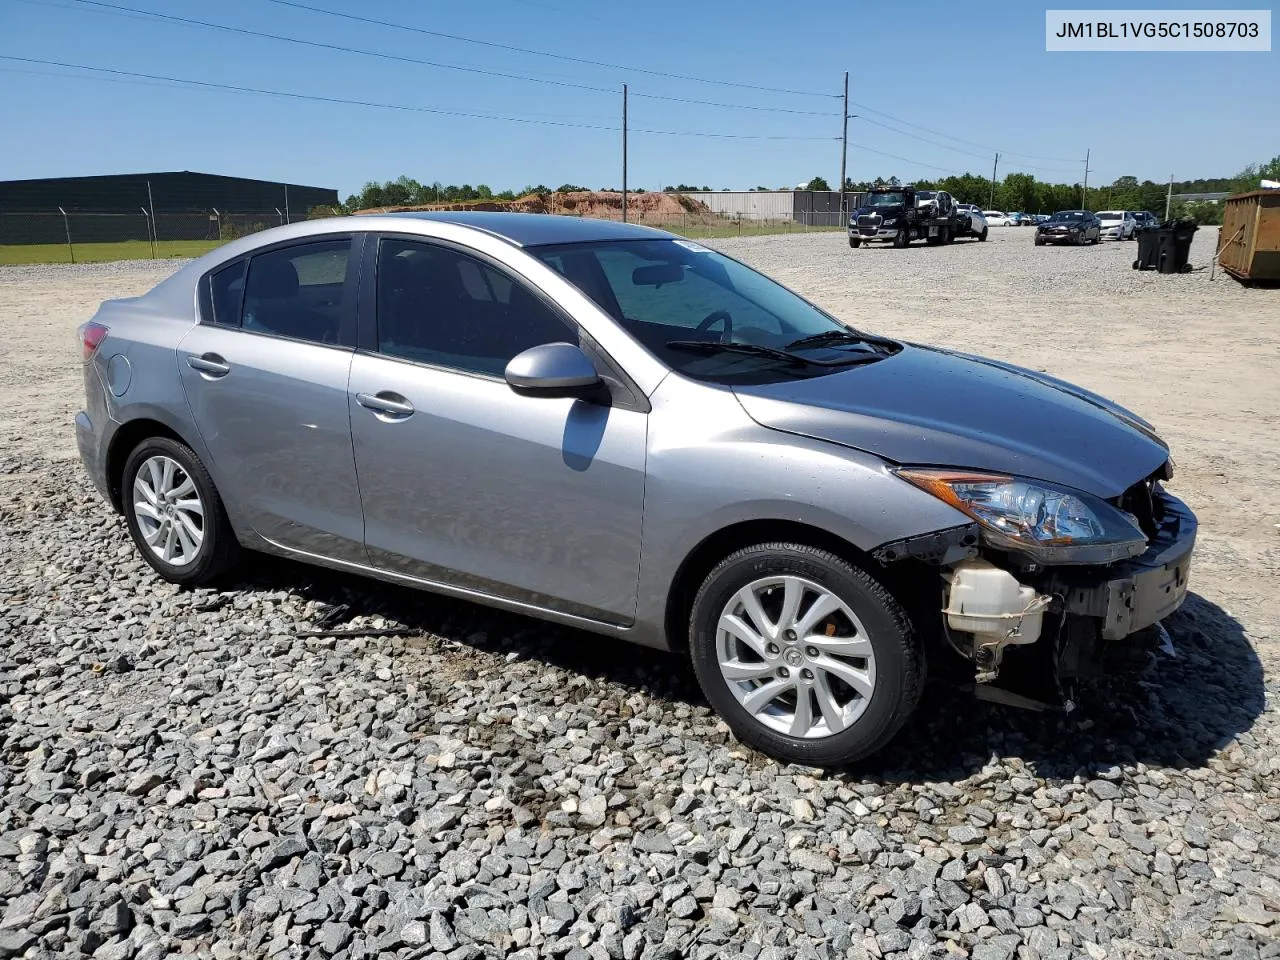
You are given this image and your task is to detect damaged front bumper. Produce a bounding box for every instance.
[1043,492,1195,641]
[877,490,1197,710]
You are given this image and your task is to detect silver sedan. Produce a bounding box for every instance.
[77,213,1195,766]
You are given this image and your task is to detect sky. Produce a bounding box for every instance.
[0,0,1275,198]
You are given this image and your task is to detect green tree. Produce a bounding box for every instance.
[806,175,831,191]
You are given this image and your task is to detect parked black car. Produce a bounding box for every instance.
[1132,211,1160,232]
[1034,210,1102,246]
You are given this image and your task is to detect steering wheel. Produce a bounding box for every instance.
[696,310,733,341]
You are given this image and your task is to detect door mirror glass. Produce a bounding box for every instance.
[505,342,601,397]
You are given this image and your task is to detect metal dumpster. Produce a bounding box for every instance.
[1217,190,1280,281]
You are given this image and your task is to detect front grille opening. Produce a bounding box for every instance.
[1115,465,1169,540]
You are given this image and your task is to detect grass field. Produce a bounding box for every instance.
[0,239,221,266]
[0,222,844,265]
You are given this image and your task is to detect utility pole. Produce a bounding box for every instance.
[146,180,158,247]
[1081,149,1091,208]
[1165,174,1173,220]
[989,153,999,209]
[621,83,628,224]
[58,206,74,264]
[839,71,848,217]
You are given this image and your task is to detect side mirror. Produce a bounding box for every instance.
[505,342,601,398]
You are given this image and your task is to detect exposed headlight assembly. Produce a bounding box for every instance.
[897,469,1148,564]
[881,218,897,226]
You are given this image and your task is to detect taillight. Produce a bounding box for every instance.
[80,321,109,362]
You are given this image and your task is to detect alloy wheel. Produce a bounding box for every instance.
[132,455,205,566]
[716,575,876,739]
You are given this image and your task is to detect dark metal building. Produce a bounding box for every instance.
[0,171,339,245]
[0,171,338,214]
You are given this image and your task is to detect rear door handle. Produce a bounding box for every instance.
[187,353,230,378]
[356,391,415,418]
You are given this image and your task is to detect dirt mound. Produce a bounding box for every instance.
[354,190,711,221]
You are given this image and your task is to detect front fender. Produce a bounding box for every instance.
[629,376,970,648]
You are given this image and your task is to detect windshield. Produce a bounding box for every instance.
[531,238,895,382]
[1049,211,1088,222]
[865,192,906,207]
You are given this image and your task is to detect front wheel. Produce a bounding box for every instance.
[1034,236,1045,246]
[122,436,240,586]
[848,238,861,248]
[688,543,924,767]
[978,227,988,242]
[893,229,909,249]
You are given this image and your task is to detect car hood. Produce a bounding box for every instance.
[732,344,1169,498]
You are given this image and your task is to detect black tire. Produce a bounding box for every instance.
[978,227,988,242]
[893,228,909,249]
[943,227,954,244]
[688,543,924,768]
[848,238,861,248]
[1132,259,1141,269]
[121,436,239,586]
[1034,236,1045,246]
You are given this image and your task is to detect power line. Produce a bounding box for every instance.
[848,98,1082,165]
[849,144,960,175]
[40,0,839,116]
[854,116,1083,174]
[0,56,838,141]
[260,0,840,99]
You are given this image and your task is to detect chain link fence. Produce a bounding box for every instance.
[0,208,323,264]
[0,204,842,265]
[609,208,847,237]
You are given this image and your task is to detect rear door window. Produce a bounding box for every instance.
[241,240,353,345]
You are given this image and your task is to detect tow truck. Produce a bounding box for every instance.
[848,185,968,248]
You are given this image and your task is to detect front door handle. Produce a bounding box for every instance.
[187,353,230,378]
[356,391,415,418]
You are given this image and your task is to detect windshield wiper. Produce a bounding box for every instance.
[666,338,886,368]
[666,340,809,366]
[785,329,896,352]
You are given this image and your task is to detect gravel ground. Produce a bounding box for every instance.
[1,229,1278,960]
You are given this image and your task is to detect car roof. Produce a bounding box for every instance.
[374,211,673,247]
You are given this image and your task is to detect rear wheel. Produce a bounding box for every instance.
[688,543,923,767]
[122,436,239,586]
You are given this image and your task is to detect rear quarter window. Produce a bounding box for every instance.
[209,260,247,327]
